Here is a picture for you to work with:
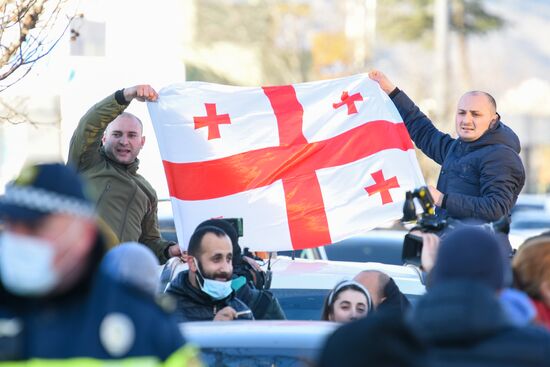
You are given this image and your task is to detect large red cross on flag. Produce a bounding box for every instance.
[148,74,425,251]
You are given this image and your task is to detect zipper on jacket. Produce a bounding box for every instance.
[119,182,138,240]
[96,182,111,208]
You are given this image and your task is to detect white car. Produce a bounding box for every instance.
[265,256,424,320]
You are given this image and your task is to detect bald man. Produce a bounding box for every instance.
[68,85,181,263]
[369,71,524,253]
[354,270,410,314]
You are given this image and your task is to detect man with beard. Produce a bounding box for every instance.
[68,85,181,263]
[166,225,253,321]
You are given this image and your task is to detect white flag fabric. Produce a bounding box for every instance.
[148,74,425,251]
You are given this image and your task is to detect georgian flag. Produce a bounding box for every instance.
[148,74,425,251]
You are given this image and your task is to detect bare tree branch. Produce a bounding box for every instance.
[0,0,75,91]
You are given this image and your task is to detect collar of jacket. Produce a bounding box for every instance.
[100,147,140,174]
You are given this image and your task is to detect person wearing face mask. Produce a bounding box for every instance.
[166,225,253,322]
[321,280,373,323]
[369,70,525,253]
[0,163,199,365]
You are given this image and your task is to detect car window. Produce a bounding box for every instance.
[271,288,328,321]
[200,347,316,367]
[271,287,422,320]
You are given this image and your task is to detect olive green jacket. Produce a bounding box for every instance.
[68,92,171,263]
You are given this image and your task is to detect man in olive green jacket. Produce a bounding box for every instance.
[68,85,181,264]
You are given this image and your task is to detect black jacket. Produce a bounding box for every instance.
[391,89,525,223]
[235,282,286,320]
[166,270,253,322]
[411,280,550,367]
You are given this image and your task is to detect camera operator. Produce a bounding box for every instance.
[369,70,525,253]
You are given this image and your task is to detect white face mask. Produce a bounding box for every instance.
[0,232,60,297]
[193,258,233,300]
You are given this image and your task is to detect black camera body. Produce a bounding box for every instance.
[401,186,446,266]
[400,186,511,266]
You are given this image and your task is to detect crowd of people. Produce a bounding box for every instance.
[1,70,550,366]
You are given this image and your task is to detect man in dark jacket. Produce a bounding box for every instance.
[166,225,253,321]
[354,270,410,314]
[68,85,181,263]
[412,226,550,366]
[0,163,198,365]
[196,218,286,320]
[369,71,525,252]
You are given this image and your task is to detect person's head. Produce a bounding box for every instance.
[455,91,499,142]
[187,225,233,299]
[101,242,160,296]
[102,112,145,165]
[513,235,550,307]
[430,226,506,291]
[0,163,97,297]
[321,280,373,322]
[196,218,241,265]
[354,270,390,308]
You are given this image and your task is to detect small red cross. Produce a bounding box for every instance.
[364,170,400,204]
[193,103,231,140]
[332,91,363,115]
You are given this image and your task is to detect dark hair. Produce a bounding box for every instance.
[321,280,372,321]
[196,219,241,262]
[188,225,229,257]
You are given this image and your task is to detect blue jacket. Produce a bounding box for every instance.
[0,239,196,365]
[411,280,550,366]
[391,89,525,222]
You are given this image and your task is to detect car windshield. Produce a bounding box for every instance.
[200,347,316,367]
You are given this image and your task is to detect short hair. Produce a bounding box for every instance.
[105,112,144,135]
[321,280,373,321]
[188,225,229,258]
[512,235,550,299]
[465,90,497,113]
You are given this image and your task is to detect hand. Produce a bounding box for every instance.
[368,70,396,95]
[214,306,237,321]
[167,244,182,258]
[410,230,441,273]
[179,250,188,263]
[241,255,262,272]
[123,84,158,102]
[428,185,444,207]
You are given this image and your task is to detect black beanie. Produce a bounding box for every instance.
[430,226,506,290]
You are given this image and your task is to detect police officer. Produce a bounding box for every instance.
[0,163,200,365]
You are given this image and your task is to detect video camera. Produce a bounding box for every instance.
[227,217,273,291]
[400,186,510,266]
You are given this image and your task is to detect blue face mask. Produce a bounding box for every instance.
[0,232,60,296]
[193,258,233,300]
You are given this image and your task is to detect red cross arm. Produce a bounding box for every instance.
[163,121,412,200]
